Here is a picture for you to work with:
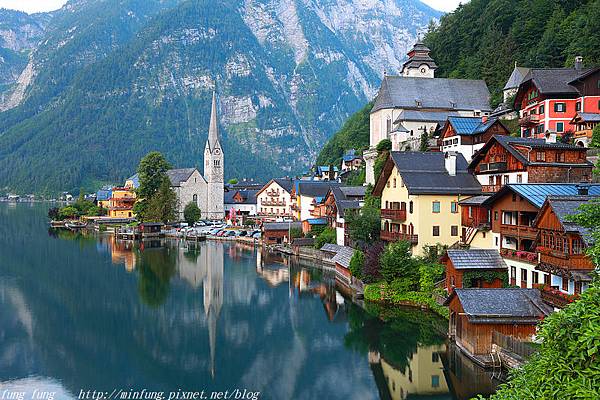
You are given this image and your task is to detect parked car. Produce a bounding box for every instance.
[238,231,247,237]
[194,221,206,227]
[225,230,236,237]
[252,232,261,239]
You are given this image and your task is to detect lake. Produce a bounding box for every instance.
[0,203,499,399]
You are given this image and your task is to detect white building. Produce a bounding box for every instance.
[256,178,294,221]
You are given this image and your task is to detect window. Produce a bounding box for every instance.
[576,102,581,112]
[393,178,396,188]
[433,226,440,236]
[572,238,584,254]
[409,201,413,214]
[544,274,551,286]
[432,353,440,362]
[536,124,545,134]
[517,174,523,183]
[555,152,565,162]
[494,211,498,221]
[432,201,441,213]
[488,176,494,185]
[451,202,458,213]
[495,236,499,246]
[575,281,582,295]
[386,118,392,134]
[504,176,510,185]
[556,122,564,132]
[597,79,600,89]
[214,160,220,167]
[533,271,539,285]
[554,102,566,112]
[431,375,440,389]
[598,100,600,110]
[539,104,545,114]
[192,194,198,204]
[451,226,458,236]
[536,151,546,161]
[510,266,516,286]
[562,276,569,292]
[521,269,528,288]
[387,180,390,188]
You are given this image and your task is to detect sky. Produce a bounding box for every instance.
[0,0,465,14]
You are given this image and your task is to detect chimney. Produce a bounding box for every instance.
[482,115,488,124]
[445,152,457,176]
[545,131,557,143]
[575,56,583,71]
[577,185,589,196]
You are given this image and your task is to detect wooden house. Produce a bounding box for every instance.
[262,221,302,245]
[570,112,600,147]
[445,288,552,358]
[468,135,592,193]
[458,194,492,248]
[440,116,509,161]
[443,249,507,293]
[534,194,597,306]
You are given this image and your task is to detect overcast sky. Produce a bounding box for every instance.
[1,0,465,14]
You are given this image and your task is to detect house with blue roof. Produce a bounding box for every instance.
[440,116,510,161]
[479,183,600,294]
[341,149,363,172]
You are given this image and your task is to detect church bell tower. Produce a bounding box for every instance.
[204,91,225,220]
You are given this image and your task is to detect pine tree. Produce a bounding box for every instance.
[145,177,177,224]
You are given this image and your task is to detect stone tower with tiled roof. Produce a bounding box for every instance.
[401,40,437,78]
[204,91,225,220]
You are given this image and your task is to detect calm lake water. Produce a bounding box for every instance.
[0,203,499,400]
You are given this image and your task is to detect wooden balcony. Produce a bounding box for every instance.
[261,199,286,206]
[519,114,540,126]
[573,129,593,139]
[500,224,538,239]
[381,208,407,221]
[380,230,418,244]
[482,184,502,193]
[537,285,578,309]
[538,249,594,271]
[500,248,538,264]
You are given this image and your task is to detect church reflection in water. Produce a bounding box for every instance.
[99,239,498,397]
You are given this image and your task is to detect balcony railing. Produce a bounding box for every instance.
[381,208,407,221]
[479,162,507,172]
[482,184,502,193]
[380,230,418,244]
[536,285,579,308]
[500,248,538,264]
[538,248,594,271]
[261,200,286,206]
[519,114,540,126]
[574,129,593,139]
[500,224,538,239]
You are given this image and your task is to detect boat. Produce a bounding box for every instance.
[50,220,66,228]
[65,221,87,229]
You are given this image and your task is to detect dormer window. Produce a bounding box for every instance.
[415,100,422,107]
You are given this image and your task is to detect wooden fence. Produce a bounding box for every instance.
[492,331,538,359]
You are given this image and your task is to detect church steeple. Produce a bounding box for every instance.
[207,90,220,151]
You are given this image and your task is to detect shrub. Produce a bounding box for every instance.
[183,202,201,225]
[290,227,303,239]
[363,241,385,283]
[314,227,336,249]
[349,249,365,279]
[379,240,419,285]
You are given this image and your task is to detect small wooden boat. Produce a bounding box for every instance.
[50,220,66,228]
[65,221,87,229]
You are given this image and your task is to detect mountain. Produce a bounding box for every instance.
[424,0,600,105]
[0,0,440,194]
[0,9,52,107]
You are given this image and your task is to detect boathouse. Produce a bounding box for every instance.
[445,288,551,357]
[262,221,301,245]
[443,249,507,293]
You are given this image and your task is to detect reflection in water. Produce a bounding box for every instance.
[1,204,495,399]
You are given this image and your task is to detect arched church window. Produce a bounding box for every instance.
[193,194,198,204]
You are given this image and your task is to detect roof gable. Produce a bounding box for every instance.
[166,168,202,187]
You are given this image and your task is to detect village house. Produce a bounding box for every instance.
[440,116,510,161]
[340,149,363,172]
[322,186,366,246]
[481,183,600,291]
[364,40,491,184]
[224,189,258,222]
[256,178,294,222]
[514,60,600,138]
[293,180,341,221]
[468,135,593,193]
[458,194,492,248]
[107,186,136,218]
[534,195,597,307]
[96,186,112,209]
[373,152,481,256]
[314,165,339,181]
[445,288,552,360]
[262,221,301,245]
[570,112,600,147]
[443,249,507,293]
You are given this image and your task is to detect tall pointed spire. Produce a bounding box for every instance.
[208,90,219,151]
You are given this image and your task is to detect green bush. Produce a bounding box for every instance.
[314,227,336,249]
[349,249,365,279]
[290,227,303,239]
[379,240,419,285]
[183,202,202,225]
[591,124,600,148]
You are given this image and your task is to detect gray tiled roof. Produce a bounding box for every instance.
[337,200,361,217]
[447,249,507,270]
[458,194,492,205]
[263,221,301,231]
[576,113,600,123]
[523,68,593,95]
[320,243,345,254]
[450,288,552,323]
[339,186,366,198]
[166,168,198,187]
[273,178,293,193]
[503,66,530,90]
[297,181,341,197]
[389,152,482,195]
[372,75,491,113]
[331,246,355,269]
[546,195,598,245]
[394,109,462,123]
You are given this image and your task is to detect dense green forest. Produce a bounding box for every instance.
[316,101,372,165]
[424,0,600,105]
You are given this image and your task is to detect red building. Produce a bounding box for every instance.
[443,249,507,293]
[514,61,600,138]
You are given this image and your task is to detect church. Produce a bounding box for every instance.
[164,91,225,220]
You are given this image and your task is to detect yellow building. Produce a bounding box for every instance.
[108,187,136,218]
[379,344,449,400]
[373,152,482,256]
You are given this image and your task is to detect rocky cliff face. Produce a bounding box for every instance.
[0,0,439,193]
